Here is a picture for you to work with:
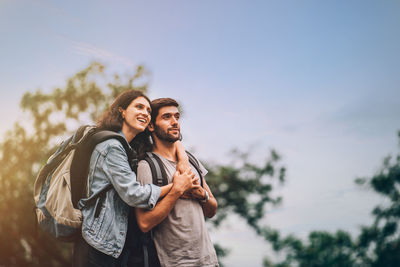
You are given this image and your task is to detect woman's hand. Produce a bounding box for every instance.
[177,158,192,174]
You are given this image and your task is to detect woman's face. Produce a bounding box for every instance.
[120,96,151,134]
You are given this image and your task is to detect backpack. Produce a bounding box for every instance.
[129,151,204,267]
[144,151,204,187]
[33,125,135,241]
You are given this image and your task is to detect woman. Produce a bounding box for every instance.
[73,90,194,267]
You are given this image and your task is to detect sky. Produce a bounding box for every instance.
[1,0,400,266]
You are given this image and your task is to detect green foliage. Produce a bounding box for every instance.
[262,131,400,267]
[356,142,400,267]
[0,62,148,266]
[264,230,359,267]
[205,149,286,231]
[214,243,230,267]
[8,60,400,267]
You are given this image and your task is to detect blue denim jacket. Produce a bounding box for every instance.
[79,131,161,258]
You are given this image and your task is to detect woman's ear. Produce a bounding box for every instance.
[118,107,125,119]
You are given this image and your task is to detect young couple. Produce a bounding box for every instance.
[73,90,219,267]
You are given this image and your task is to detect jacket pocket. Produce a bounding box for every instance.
[88,197,106,239]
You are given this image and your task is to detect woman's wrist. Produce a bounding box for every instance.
[175,141,189,161]
[159,183,173,198]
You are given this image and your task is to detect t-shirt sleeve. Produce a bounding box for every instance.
[198,161,208,177]
[137,160,154,185]
[192,155,208,177]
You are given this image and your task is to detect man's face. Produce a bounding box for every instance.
[151,106,180,143]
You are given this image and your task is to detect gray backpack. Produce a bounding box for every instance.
[33,125,134,241]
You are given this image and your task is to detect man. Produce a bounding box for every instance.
[135,98,219,267]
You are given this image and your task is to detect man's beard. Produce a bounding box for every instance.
[153,126,180,143]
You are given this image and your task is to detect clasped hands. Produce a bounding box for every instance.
[180,175,206,200]
[174,162,206,200]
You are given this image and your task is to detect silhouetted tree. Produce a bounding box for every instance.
[355,132,400,267]
[0,62,148,266]
[261,131,400,267]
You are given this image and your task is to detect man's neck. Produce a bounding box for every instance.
[152,138,177,162]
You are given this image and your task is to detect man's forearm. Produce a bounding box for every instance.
[201,182,217,218]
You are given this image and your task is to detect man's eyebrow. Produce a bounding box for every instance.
[161,112,180,116]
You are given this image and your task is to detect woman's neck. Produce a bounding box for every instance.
[121,125,140,143]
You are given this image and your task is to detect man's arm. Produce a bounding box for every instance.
[135,161,197,233]
[188,176,218,218]
[136,180,183,233]
[182,155,218,218]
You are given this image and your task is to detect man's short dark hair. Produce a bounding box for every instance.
[150,98,179,124]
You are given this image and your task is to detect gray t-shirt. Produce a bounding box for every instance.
[137,153,219,267]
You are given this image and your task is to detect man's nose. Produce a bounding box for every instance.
[171,116,178,123]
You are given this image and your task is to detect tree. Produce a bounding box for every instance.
[206,148,286,266]
[0,62,286,266]
[0,62,149,266]
[355,132,400,267]
[262,230,360,267]
[261,131,400,267]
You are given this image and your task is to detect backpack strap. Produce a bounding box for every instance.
[71,125,91,145]
[89,130,135,169]
[186,151,204,187]
[143,151,204,187]
[140,152,168,267]
[143,152,168,186]
[70,128,135,209]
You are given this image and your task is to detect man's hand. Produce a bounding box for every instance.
[180,177,205,200]
[187,187,206,200]
[171,169,196,195]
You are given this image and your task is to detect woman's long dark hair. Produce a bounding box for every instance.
[131,130,153,160]
[96,90,152,157]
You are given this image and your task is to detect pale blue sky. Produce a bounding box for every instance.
[1,1,400,266]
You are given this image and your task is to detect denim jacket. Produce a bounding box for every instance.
[79,131,161,258]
